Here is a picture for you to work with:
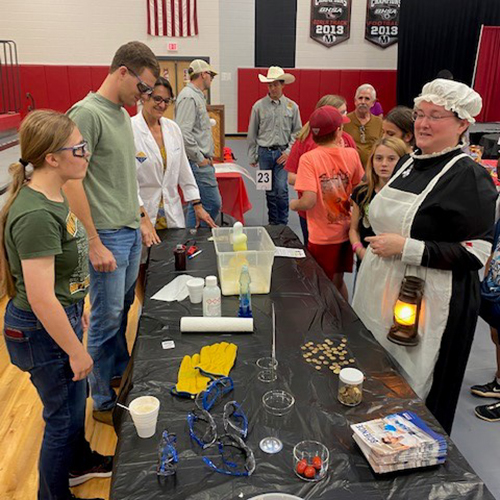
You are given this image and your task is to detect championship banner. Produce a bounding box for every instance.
[365,0,400,48]
[310,0,352,48]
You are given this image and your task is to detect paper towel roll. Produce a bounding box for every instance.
[180,317,253,333]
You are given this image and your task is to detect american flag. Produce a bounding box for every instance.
[147,0,199,37]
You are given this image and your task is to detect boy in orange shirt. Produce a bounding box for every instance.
[291,106,364,300]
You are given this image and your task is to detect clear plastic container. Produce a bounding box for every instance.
[338,368,364,407]
[212,227,276,296]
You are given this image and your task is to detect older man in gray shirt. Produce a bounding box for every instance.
[248,66,302,225]
[176,59,221,227]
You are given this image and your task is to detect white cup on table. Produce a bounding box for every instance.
[187,278,205,304]
[128,396,160,438]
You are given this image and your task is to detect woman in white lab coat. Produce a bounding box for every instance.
[132,77,215,243]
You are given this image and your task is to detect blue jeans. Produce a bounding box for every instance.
[88,227,141,411]
[186,160,222,228]
[299,215,309,246]
[3,299,94,500]
[258,146,289,225]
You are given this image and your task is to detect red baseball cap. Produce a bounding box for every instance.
[309,106,350,137]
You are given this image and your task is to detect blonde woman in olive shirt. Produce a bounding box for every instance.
[1,110,111,500]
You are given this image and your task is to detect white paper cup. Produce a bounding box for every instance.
[187,278,205,304]
[129,396,160,438]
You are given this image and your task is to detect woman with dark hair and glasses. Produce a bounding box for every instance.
[352,79,497,434]
[132,76,216,238]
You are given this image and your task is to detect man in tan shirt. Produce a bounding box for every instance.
[343,84,383,167]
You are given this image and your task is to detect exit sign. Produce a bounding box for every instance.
[167,43,178,51]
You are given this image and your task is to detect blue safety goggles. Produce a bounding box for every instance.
[223,401,248,440]
[156,431,179,477]
[187,408,217,449]
[203,434,256,477]
[195,376,234,412]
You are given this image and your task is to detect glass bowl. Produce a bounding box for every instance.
[262,390,295,416]
[293,440,329,482]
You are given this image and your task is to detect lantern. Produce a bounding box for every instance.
[387,276,425,347]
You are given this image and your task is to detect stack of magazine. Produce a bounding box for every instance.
[351,411,447,473]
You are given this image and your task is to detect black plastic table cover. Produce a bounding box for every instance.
[110,226,493,500]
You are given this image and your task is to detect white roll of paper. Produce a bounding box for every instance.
[180,316,253,333]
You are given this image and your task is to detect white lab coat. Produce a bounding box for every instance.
[131,112,200,228]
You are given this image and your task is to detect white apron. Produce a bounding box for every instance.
[352,153,468,399]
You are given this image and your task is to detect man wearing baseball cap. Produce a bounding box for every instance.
[291,106,364,301]
[247,66,302,225]
[176,59,220,227]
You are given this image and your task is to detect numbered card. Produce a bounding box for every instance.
[256,170,272,191]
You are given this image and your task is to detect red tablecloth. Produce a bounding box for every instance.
[215,172,253,223]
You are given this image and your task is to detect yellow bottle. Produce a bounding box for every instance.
[232,222,248,252]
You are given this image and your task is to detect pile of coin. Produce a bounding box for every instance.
[300,337,355,375]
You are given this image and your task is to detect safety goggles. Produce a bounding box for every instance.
[203,434,255,477]
[55,140,89,158]
[187,408,217,449]
[125,66,154,96]
[223,401,248,440]
[156,431,179,477]
[151,94,176,106]
[195,376,234,412]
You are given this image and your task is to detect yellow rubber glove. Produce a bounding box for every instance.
[195,342,238,378]
[171,353,210,398]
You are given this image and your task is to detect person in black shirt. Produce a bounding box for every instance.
[352,79,497,434]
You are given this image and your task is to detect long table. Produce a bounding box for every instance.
[111,226,493,500]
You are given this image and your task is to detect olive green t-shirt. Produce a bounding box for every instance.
[4,187,90,311]
[67,92,140,230]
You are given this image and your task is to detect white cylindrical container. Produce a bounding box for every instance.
[128,396,160,438]
[338,368,364,407]
[203,275,221,317]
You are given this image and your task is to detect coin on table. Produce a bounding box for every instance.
[319,355,325,360]
[349,358,355,363]
[342,337,347,342]
[301,346,307,350]
[334,368,341,374]
[315,366,321,371]
[323,360,329,365]
[306,358,312,363]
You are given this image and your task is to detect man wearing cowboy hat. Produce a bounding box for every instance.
[247,66,302,225]
[176,59,221,227]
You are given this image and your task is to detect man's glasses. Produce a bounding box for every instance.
[359,125,366,144]
[125,66,154,96]
[187,408,217,449]
[202,434,255,477]
[151,95,175,106]
[412,110,457,122]
[56,140,89,158]
[195,377,234,412]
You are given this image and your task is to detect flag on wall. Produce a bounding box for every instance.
[147,0,199,37]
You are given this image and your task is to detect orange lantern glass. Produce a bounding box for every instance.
[388,276,425,347]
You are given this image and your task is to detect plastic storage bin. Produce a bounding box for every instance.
[212,227,276,296]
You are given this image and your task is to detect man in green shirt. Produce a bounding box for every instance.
[66,41,160,425]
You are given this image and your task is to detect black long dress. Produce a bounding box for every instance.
[353,146,497,434]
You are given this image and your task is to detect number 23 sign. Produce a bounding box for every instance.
[256,170,272,191]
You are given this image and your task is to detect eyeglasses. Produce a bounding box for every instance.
[204,71,216,80]
[412,110,457,122]
[202,434,255,477]
[187,408,217,449]
[359,125,366,144]
[55,140,89,158]
[223,401,248,440]
[125,66,154,96]
[156,431,178,477]
[195,377,234,412]
[151,95,175,106]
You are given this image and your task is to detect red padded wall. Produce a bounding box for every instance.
[68,66,93,103]
[45,66,72,112]
[238,68,398,133]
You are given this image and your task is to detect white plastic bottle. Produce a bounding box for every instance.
[203,275,222,317]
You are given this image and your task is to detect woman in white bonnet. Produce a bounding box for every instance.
[352,78,497,434]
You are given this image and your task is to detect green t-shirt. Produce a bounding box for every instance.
[67,92,140,230]
[4,187,90,311]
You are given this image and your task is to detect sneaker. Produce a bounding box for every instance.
[475,401,500,422]
[470,379,500,399]
[69,451,113,487]
[93,409,114,426]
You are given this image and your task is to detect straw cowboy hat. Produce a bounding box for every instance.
[258,66,295,84]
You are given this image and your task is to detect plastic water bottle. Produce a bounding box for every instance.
[203,275,221,317]
[238,265,252,318]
